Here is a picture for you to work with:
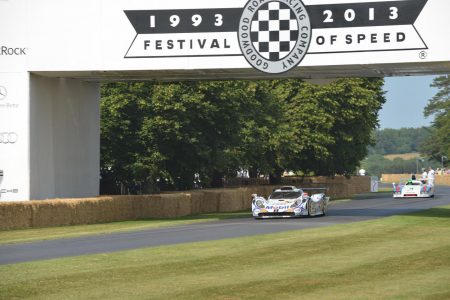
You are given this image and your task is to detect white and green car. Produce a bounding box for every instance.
[393,179,435,198]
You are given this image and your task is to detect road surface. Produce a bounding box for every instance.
[1,186,449,265]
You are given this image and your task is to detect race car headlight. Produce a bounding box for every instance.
[255,199,266,209]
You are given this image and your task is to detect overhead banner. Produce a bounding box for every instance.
[125,0,428,73]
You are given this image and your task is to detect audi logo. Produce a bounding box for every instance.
[0,132,18,144]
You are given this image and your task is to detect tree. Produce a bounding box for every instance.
[369,127,431,155]
[100,78,386,193]
[318,78,386,175]
[228,80,283,179]
[100,80,273,191]
[269,78,385,177]
[421,75,450,164]
[100,82,162,193]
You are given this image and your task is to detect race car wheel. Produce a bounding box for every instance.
[307,201,312,217]
[321,203,327,216]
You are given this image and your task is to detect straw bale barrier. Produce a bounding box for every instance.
[381,174,450,186]
[0,176,370,230]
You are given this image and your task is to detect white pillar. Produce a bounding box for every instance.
[29,75,100,200]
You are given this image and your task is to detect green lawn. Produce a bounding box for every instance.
[0,212,250,245]
[1,206,449,300]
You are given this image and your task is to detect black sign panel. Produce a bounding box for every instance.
[308,0,428,28]
[125,0,427,34]
[124,9,241,34]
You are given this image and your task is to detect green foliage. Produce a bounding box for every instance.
[316,78,385,175]
[360,154,440,177]
[362,126,442,176]
[100,78,385,192]
[421,75,450,164]
[268,78,385,176]
[100,82,159,192]
[369,127,431,155]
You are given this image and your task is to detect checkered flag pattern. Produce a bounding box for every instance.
[250,1,299,61]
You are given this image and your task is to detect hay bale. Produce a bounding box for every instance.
[198,190,221,213]
[131,194,162,219]
[0,202,33,229]
[218,189,241,212]
[159,193,191,218]
[189,191,205,215]
[240,187,254,210]
[29,196,132,227]
[30,199,77,228]
[438,175,450,185]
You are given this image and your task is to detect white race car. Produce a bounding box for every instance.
[392,179,435,198]
[252,186,329,219]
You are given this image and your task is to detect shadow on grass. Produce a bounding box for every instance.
[328,206,450,219]
[402,207,450,218]
[351,192,392,200]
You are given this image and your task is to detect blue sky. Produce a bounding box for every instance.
[379,75,438,129]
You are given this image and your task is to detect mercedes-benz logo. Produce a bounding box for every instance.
[0,86,7,101]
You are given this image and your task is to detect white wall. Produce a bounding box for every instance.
[29,75,100,199]
[0,72,30,201]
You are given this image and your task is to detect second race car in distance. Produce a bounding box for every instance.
[252,186,329,219]
[392,179,435,198]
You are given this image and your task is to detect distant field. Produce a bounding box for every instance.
[1,205,449,300]
[384,152,420,161]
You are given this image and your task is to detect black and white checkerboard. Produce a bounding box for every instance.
[250,1,299,61]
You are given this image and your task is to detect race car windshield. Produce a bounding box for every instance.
[406,182,421,185]
[270,191,302,199]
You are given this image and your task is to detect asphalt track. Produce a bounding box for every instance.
[1,186,449,265]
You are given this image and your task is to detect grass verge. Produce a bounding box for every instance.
[0,211,250,245]
[1,205,449,299]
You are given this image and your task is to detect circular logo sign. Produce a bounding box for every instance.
[238,0,311,74]
[0,86,7,101]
